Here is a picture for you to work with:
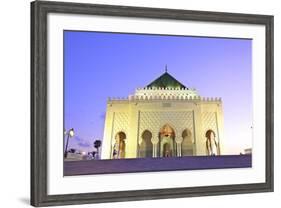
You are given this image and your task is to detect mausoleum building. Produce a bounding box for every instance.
[101,69,223,159]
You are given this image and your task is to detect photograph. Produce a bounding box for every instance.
[63,31,253,175]
[30,1,273,206]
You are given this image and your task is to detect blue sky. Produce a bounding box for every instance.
[64,31,252,155]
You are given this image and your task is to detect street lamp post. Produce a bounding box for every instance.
[94,139,102,160]
[64,128,74,158]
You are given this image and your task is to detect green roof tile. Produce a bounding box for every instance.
[146,72,187,89]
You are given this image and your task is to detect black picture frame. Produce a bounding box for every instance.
[31,0,274,207]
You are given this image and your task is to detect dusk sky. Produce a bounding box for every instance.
[64,31,252,155]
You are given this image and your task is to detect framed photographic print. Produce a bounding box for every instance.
[31,0,274,207]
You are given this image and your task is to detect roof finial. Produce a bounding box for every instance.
[165,64,168,73]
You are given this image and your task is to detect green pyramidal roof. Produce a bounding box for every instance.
[146,72,187,89]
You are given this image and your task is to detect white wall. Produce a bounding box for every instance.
[0,0,279,207]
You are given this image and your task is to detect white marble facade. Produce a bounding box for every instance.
[101,72,223,159]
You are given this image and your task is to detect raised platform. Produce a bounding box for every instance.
[64,155,251,176]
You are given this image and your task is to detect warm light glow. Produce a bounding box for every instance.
[69,128,74,137]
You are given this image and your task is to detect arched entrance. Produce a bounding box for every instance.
[205,129,219,156]
[182,129,193,156]
[139,130,153,158]
[159,124,175,157]
[112,131,126,159]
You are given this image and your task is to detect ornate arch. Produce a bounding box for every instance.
[112,131,126,159]
[181,128,193,156]
[139,130,153,158]
[205,129,219,156]
[159,124,176,157]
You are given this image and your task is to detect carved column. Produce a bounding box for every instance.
[151,136,159,158]
[175,136,183,157]
[137,137,142,158]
